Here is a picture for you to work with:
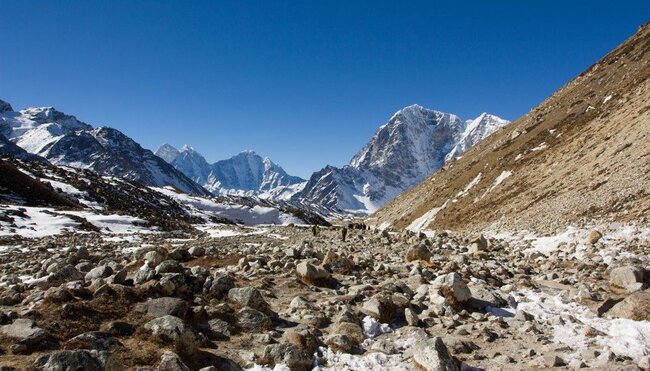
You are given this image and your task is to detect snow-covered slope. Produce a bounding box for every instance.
[156,145,305,196]
[295,105,509,214]
[0,101,208,195]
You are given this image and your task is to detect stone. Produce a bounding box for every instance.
[84,265,113,282]
[40,350,102,370]
[334,322,365,344]
[236,307,272,332]
[431,272,472,304]
[144,315,198,355]
[0,289,22,305]
[468,235,488,254]
[65,331,120,351]
[412,337,459,371]
[144,297,189,319]
[260,343,312,371]
[134,263,156,285]
[325,334,356,353]
[208,319,232,339]
[589,229,603,244]
[405,308,420,326]
[41,265,84,288]
[210,275,235,297]
[0,319,58,354]
[295,261,331,287]
[322,251,355,274]
[188,246,205,257]
[37,349,123,371]
[228,287,270,313]
[156,260,185,274]
[143,251,165,267]
[605,290,650,321]
[405,244,432,262]
[101,321,135,336]
[609,266,647,294]
[158,350,190,371]
[361,295,397,323]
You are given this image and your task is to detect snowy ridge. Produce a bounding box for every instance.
[0,101,208,195]
[295,104,509,215]
[155,144,304,196]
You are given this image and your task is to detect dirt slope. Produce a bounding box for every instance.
[370,24,650,233]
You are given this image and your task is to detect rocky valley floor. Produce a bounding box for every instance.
[0,223,649,370]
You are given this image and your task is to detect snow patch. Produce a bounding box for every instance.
[515,289,650,363]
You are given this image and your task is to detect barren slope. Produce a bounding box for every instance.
[370,24,650,233]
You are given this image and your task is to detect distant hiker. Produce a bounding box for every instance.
[312,225,317,237]
[341,226,348,242]
[315,225,321,236]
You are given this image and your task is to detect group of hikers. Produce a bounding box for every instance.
[311,222,368,241]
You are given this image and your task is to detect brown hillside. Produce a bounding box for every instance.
[369,24,650,234]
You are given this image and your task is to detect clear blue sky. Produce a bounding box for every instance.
[1,1,647,178]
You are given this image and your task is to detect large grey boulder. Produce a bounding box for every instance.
[0,319,58,354]
[36,349,123,371]
[412,337,459,371]
[236,307,272,332]
[144,297,189,319]
[144,315,198,355]
[609,266,647,294]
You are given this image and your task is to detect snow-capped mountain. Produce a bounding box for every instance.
[155,145,305,196]
[0,101,208,195]
[294,104,509,214]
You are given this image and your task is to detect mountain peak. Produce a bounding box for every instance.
[155,143,181,163]
[0,99,13,113]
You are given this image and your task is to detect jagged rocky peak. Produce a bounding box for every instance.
[0,99,13,113]
[155,143,181,163]
[295,104,509,215]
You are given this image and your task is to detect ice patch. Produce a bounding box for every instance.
[515,289,650,363]
[362,316,392,339]
[530,142,548,152]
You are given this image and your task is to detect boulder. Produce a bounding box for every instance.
[412,337,459,371]
[144,315,198,355]
[236,307,272,332]
[210,275,235,298]
[228,287,271,314]
[37,349,123,371]
[431,273,472,304]
[361,295,397,323]
[143,251,165,267]
[295,262,331,287]
[260,343,312,371]
[158,350,190,371]
[84,265,113,282]
[65,331,120,351]
[144,297,189,319]
[605,290,650,321]
[405,244,432,262]
[468,235,488,254]
[188,246,205,257]
[589,230,603,244]
[0,319,58,354]
[609,266,647,294]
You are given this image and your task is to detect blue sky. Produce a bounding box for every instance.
[1,1,647,178]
